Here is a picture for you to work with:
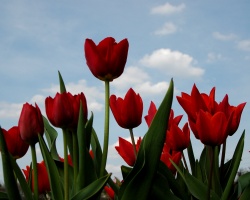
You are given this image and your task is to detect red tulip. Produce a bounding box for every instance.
[166,122,190,151]
[68,92,88,130]
[45,92,74,128]
[104,186,115,200]
[218,95,246,136]
[18,103,44,145]
[84,37,129,81]
[110,88,143,129]
[1,126,29,159]
[196,110,229,146]
[160,144,182,174]
[23,161,50,194]
[115,137,142,166]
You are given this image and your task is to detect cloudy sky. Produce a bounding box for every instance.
[1,0,250,181]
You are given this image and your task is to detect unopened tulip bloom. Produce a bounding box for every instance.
[23,161,50,194]
[68,92,88,130]
[84,37,129,81]
[104,186,115,200]
[110,88,143,129]
[115,137,142,166]
[1,126,29,159]
[18,103,44,145]
[45,92,74,128]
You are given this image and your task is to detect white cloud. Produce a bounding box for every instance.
[139,48,204,78]
[112,66,170,97]
[237,40,250,51]
[151,3,185,15]
[212,32,237,41]
[154,22,177,35]
[0,102,22,119]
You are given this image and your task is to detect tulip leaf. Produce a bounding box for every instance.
[9,155,33,200]
[91,127,103,176]
[43,116,60,160]
[221,131,245,200]
[85,112,94,151]
[121,165,132,180]
[71,174,111,200]
[0,128,22,200]
[38,134,64,200]
[58,70,66,93]
[0,192,8,200]
[187,141,196,175]
[238,184,250,200]
[119,79,174,199]
[237,171,250,196]
[76,103,97,191]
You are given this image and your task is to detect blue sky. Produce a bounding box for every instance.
[0,1,250,182]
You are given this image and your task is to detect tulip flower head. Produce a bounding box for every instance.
[23,161,50,194]
[1,126,29,159]
[115,137,142,166]
[45,92,74,129]
[18,103,44,145]
[84,37,129,81]
[110,88,143,129]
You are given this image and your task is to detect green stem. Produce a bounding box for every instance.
[207,146,215,200]
[31,144,38,200]
[182,152,189,173]
[129,128,137,159]
[220,140,226,180]
[73,131,79,188]
[63,129,69,200]
[100,80,110,177]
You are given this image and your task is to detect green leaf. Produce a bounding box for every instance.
[76,103,97,191]
[58,70,66,93]
[91,127,103,176]
[119,79,174,200]
[0,192,8,200]
[238,184,250,200]
[9,155,33,200]
[187,141,196,175]
[0,128,22,200]
[38,134,64,200]
[238,172,250,196]
[72,174,111,200]
[43,116,60,160]
[221,131,245,200]
[121,165,132,180]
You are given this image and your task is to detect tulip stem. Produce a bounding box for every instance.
[73,131,79,188]
[182,152,189,172]
[100,80,110,177]
[207,146,215,200]
[31,144,38,200]
[129,128,137,159]
[63,129,69,200]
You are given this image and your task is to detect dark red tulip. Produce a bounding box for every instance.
[68,92,88,130]
[160,144,182,174]
[23,161,50,194]
[166,122,190,151]
[18,103,44,145]
[1,126,29,159]
[110,88,143,129]
[115,137,142,166]
[45,92,74,128]
[84,37,129,81]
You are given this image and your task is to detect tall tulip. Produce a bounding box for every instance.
[45,92,74,129]
[23,161,50,194]
[110,88,143,129]
[84,37,129,81]
[18,103,44,145]
[1,126,29,159]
